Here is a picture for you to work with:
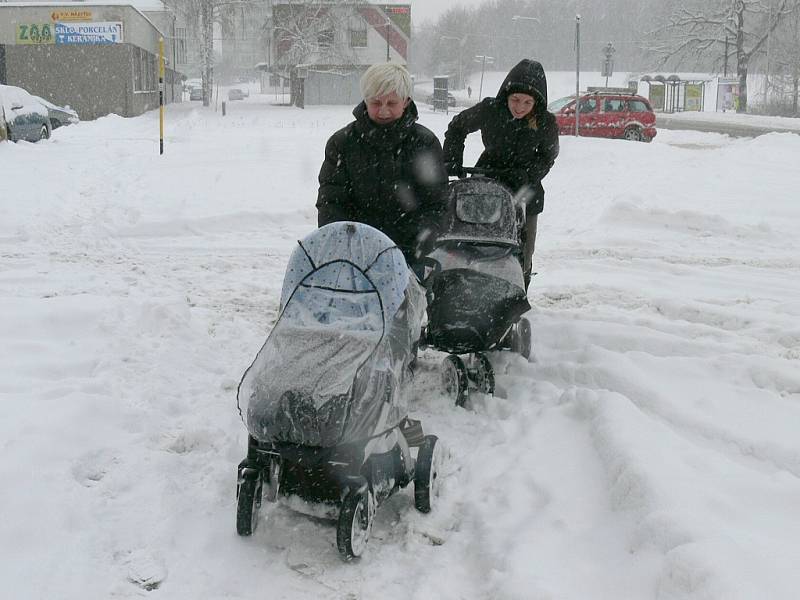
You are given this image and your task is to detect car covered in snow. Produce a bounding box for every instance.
[0,84,51,142]
[227,88,245,101]
[189,87,203,101]
[33,96,79,129]
[548,90,657,142]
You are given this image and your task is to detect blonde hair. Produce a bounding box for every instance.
[360,63,412,100]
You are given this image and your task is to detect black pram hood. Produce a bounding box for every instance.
[497,59,548,105]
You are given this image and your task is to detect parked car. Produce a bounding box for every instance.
[189,87,203,101]
[0,84,51,142]
[228,88,245,101]
[548,91,657,142]
[425,92,457,107]
[33,96,79,129]
[184,78,202,92]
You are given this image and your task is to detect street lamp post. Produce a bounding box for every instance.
[511,15,540,58]
[474,54,494,99]
[440,35,463,89]
[575,14,581,137]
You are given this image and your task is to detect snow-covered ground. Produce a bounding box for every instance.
[2,94,800,600]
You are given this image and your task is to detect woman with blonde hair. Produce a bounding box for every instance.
[317,63,448,277]
[443,59,559,289]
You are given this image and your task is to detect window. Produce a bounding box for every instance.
[578,98,597,113]
[628,99,651,112]
[317,28,334,48]
[349,28,367,47]
[175,27,187,65]
[349,15,367,48]
[603,98,625,112]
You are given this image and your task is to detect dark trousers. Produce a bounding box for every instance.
[522,213,538,290]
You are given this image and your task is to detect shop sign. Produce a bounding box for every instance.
[55,22,124,44]
[16,23,55,45]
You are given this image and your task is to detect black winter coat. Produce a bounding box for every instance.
[317,100,448,264]
[443,59,559,215]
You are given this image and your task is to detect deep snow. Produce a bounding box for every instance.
[1,86,799,600]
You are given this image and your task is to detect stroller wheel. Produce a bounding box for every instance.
[441,355,468,407]
[511,317,532,360]
[337,487,374,561]
[474,353,495,395]
[236,467,263,536]
[414,435,441,513]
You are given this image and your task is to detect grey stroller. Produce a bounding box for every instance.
[236,221,442,560]
[423,169,533,406]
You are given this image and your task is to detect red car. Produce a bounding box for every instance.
[548,91,657,142]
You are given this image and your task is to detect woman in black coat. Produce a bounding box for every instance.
[443,59,559,289]
[317,63,448,276]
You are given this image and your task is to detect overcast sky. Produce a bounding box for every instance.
[410,0,487,24]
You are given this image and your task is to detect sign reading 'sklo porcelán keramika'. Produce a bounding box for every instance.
[54,22,124,44]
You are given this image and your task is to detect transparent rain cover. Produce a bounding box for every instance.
[238,222,425,447]
[456,193,502,224]
[438,178,519,246]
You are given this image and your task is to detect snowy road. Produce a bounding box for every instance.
[2,97,800,600]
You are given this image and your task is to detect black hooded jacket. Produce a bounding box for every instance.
[442,59,559,214]
[316,100,448,264]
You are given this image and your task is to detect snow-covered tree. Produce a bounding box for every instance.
[271,1,370,106]
[650,0,798,112]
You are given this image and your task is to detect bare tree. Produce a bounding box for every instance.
[270,0,381,106]
[166,0,260,106]
[650,0,797,112]
[272,0,367,104]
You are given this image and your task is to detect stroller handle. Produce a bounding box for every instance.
[460,166,497,177]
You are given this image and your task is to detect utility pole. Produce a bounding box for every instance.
[575,14,581,137]
[765,0,772,106]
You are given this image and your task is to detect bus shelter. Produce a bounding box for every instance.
[641,75,706,113]
[432,75,450,113]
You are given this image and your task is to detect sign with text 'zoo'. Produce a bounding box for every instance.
[16,24,55,45]
[55,22,123,45]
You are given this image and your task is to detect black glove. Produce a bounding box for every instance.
[444,162,464,178]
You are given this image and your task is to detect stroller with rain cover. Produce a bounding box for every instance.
[422,168,533,406]
[236,221,442,560]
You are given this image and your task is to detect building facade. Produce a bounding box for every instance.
[267,1,411,106]
[0,1,185,119]
[219,3,270,83]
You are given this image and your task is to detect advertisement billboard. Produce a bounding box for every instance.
[684,83,703,111]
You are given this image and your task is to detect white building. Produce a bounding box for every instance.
[265,1,411,106]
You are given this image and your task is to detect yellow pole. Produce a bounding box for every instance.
[159,37,165,155]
